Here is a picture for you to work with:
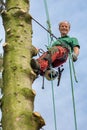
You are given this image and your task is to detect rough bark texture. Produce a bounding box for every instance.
[0,55,3,72]
[1,0,45,130]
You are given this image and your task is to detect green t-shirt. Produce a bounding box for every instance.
[52,35,80,51]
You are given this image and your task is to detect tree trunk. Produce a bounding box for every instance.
[1,0,45,130]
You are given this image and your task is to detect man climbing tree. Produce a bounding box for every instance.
[31,21,80,80]
[1,0,45,130]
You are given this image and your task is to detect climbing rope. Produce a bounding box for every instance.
[50,74,58,130]
[68,49,78,130]
[43,1,58,130]
[43,0,52,47]
[71,57,78,83]
[32,16,57,40]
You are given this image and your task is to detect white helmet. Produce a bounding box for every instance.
[44,69,58,80]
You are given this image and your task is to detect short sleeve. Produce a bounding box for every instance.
[71,37,80,48]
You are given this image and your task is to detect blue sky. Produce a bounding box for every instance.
[30,0,87,130]
[0,0,87,130]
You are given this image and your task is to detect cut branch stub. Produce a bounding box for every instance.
[32,112,45,129]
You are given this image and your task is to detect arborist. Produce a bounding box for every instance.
[31,21,80,80]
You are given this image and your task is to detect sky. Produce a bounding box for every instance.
[30,0,87,130]
[0,0,87,130]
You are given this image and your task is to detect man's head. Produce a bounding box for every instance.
[58,21,70,37]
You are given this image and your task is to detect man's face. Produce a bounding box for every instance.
[59,22,70,36]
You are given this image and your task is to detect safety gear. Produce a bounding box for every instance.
[72,53,77,62]
[44,69,58,80]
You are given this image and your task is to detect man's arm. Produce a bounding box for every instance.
[73,46,79,57]
[72,46,80,62]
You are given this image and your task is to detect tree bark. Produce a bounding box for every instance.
[1,0,45,130]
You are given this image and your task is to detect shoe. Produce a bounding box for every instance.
[31,59,40,74]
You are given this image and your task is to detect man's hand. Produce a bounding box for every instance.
[72,53,77,62]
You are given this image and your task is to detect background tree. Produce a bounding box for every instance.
[1,0,45,130]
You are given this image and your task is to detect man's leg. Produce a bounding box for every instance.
[31,52,49,75]
[52,46,69,67]
[31,46,69,74]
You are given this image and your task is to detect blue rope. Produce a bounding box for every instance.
[71,57,78,83]
[69,51,78,130]
[43,0,52,48]
[43,1,58,130]
[51,77,58,130]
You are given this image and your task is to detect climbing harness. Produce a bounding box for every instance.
[37,47,63,86]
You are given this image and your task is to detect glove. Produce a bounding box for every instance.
[48,46,59,55]
[72,53,77,62]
